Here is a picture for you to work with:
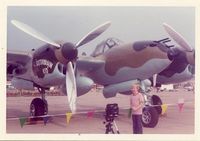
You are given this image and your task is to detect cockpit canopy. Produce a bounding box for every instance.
[91,37,123,57]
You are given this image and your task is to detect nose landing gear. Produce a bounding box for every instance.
[30,88,48,117]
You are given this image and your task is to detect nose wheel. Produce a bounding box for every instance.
[142,106,159,128]
[30,88,48,117]
[30,98,48,116]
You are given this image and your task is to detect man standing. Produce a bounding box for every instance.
[130,84,144,134]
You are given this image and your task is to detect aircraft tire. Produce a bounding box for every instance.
[142,106,159,128]
[151,95,162,115]
[30,98,48,117]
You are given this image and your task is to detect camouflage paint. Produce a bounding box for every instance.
[87,58,171,85]
[104,42,169,76]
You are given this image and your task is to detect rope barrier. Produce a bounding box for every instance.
[6,101,193,121]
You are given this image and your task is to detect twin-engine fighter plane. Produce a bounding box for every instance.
[7,20,194,128]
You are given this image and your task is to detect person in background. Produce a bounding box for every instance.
[130,84,144,134]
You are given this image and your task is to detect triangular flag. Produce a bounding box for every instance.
[19,117,27,128]
[128,108,132,118]
[178,98,184,112]
[43,116,50,125]
[178,103,184,112]
[66,112,72,124]
[161,104,168,115]
[87,110,94,118]
[26,117,38,125]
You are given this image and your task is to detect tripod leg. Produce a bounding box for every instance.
[105,130,108,134]
[113,120,120,134]
[111,128,114,134]
[105,124,109,134]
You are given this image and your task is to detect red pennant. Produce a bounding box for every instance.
[87,110,94,118]
[178,98,184,112]
[178,103,184,112]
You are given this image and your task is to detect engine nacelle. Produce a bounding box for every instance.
[7,64,27,76]
[61,76,94,97]
[76,76,94,96]
[156,65,194,85]
[103,80,140,98]
[11,78,34,90]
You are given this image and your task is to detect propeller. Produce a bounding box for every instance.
[11,20,111,113]
[163,23,195,66]
[66,62,77,113]
[163,23,193,52]
[75,21,111,47]
[153,74,157,87]
[11,20,60,47]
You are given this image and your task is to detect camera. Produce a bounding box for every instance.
[104,103,119,122]
[103,103,120,134]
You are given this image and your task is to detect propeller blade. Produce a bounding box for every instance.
[66,62,77,113]
[11,20,60,48]
[163,23,193,51]
[75,21,111,47]
[153,74,157,87]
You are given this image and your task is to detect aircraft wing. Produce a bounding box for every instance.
[76,56,105,74]
[7,51,32,80]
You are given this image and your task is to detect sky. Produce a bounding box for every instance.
[7,6,195,55]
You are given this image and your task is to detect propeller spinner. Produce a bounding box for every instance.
[11,20,111,113]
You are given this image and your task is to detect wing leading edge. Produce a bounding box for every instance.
[76,56,105,74]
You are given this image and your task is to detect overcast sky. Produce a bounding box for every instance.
[7,6,195,55]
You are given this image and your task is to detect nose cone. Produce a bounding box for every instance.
[62,43,78,61]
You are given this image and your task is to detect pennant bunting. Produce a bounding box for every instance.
[87,110,94,118]
[66,112,72,124]
[178,98,185,112]
[128,108,132,118]
[19,117,27,128]
[161,104,168,115]
[9,99,192,126]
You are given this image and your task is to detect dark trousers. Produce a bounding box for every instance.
[132,114,143,134]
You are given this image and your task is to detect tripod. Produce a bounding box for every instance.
[104,118,120,134]
[103,103,120,134]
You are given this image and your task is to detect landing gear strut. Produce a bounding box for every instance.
[30,88,48,117]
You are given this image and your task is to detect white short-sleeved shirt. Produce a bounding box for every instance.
[130,93,144,115]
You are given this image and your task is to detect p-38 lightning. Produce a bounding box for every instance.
[7,20,194,127]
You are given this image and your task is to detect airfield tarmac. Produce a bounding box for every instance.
[6,89,194,134]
